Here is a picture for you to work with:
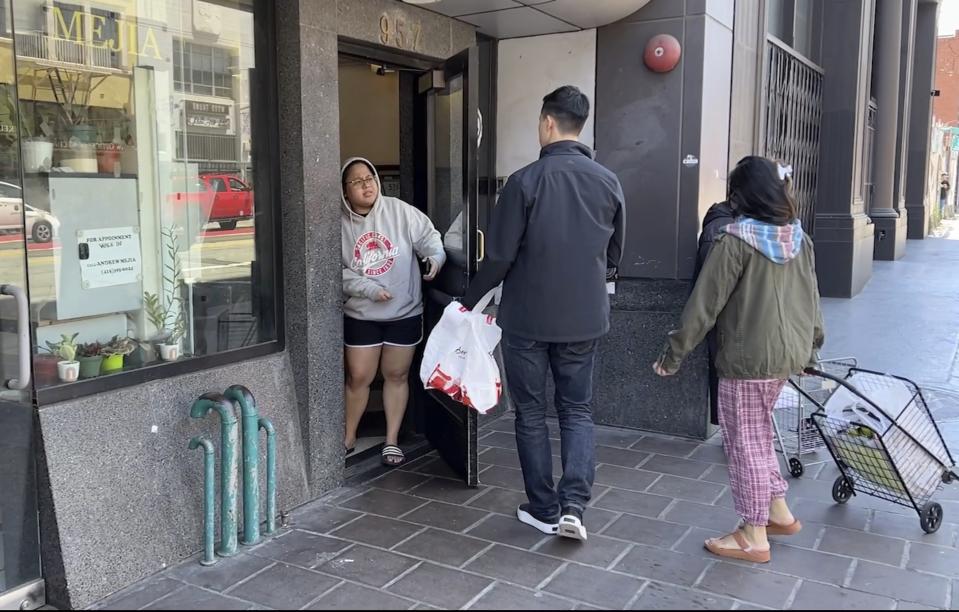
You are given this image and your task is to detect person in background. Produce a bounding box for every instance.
[653,156,823,563]
[940,173,951,219]
[340,157,445,467]
[694,199,737,427]
[461,85,625,543]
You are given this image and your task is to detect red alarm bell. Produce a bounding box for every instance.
[644,34,681,73]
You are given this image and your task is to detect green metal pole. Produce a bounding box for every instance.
[259,417,277,535]
[224,385,260,546]
[190,393,239,557]
[188,437,217,566]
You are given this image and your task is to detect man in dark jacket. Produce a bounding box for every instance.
[694,201,736,426]
[462,85,625,542]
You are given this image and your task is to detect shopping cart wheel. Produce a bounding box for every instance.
[832,477,854,504]
[788,458,804,478]
[920,503,944,534]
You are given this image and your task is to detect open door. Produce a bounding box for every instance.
[416,47,482,487]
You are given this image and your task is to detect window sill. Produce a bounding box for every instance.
[36,341,282,406]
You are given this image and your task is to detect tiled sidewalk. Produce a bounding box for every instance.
[92,398,959,611]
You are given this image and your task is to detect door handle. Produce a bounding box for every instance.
[477,229,485,263]
[1,284,30,390]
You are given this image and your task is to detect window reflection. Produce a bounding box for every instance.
[2,0,274,389]
[434,75,464,262]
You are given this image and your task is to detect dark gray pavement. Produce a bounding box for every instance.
[91,226,959,610]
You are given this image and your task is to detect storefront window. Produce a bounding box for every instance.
[2,0,278,391]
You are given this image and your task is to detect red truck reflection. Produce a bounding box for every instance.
[168,173,254,231]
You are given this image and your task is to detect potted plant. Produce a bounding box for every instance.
[22,109,53,173]
[122,310,156,367]
[96,125,124,175]
[124,337,154,368]
[58,134,98,173]
[144,226,187,362]
[146,291,186,361]
[53,71,100,172]
[35,332,63,386]
[33,351,60,386]
[100,335,135,374]
[77,341,104,379]
[44,333,80,383]
[0,91,52,172]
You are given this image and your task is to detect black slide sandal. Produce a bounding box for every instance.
[381,445,405,467]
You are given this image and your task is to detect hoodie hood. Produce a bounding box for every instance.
[723,218,805,264]
[339,157,447,323]
[340,157,382,219]
[703,201,737,229]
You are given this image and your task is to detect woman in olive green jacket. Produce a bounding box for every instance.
[654,156,824,563]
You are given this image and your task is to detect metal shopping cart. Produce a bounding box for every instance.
[773,358,857,478]
[799,365,958,533]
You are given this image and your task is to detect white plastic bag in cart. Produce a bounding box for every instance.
[821,372,952,499]
[823,372,951,467]
[420,290,502,414]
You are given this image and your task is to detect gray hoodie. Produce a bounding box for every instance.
[341,157,446,321]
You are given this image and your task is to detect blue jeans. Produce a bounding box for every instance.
[501,333,598,520]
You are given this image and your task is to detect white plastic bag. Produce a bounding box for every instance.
[420,290,502,414]
[821,372,951,499]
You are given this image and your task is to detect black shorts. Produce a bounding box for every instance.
[344,315,423,348]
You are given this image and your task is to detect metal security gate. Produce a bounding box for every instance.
[762,36,824,234]
[863,99,878,215]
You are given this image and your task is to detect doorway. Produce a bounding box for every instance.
[338,50,424,465]
[337,42,487,485]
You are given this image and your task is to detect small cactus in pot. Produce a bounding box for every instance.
[45,333,79,382]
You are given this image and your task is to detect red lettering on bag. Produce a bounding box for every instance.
[425,359,502,413]
[426,366,463,401]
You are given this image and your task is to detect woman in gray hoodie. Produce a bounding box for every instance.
[341,158,446,466]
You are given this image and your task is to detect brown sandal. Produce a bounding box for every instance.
[766,519,802,536]
[705,531,770,563]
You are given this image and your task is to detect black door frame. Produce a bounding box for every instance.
[337,38,498,487]
[419,46,481,486]
[337,44,433,468]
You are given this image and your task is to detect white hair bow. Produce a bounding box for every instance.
[778,163,793,181]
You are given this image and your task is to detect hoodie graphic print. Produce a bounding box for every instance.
[353,231,400,278]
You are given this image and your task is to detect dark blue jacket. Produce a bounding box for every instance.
[462,140,625,342]
[694,201,736,425]
[693,201,736,284]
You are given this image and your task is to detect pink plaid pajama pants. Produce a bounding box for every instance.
[718,378,789,526]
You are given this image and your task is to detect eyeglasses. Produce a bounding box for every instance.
[346,176,376,189]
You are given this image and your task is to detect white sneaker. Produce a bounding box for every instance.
[558,508,588,542]
[517,504,559,535]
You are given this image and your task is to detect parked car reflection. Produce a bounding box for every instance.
[168,174,255,233]
[0,180,59,243]
[200,172,254,231]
